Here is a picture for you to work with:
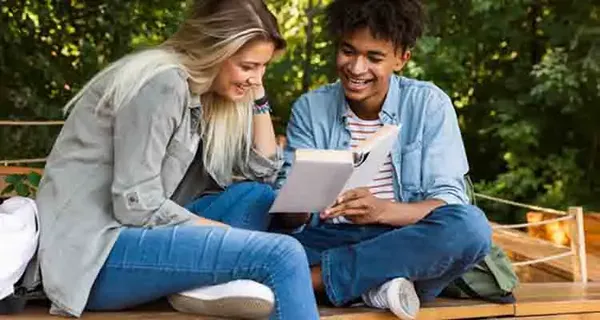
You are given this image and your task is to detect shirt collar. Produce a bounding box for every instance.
[337,75,400,124]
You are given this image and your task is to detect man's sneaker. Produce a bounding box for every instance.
[361,278,420,320]
[168,280,274,319]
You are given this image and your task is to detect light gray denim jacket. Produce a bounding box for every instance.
[29,67,282,317]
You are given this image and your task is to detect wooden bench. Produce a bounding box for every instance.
[8,282,600,319]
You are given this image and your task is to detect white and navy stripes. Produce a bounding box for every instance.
[329,111,396,224]
[347,113,396,202]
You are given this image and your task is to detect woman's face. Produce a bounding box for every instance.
[211,40,275,101]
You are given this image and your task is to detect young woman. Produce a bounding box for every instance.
[32,0,319,319]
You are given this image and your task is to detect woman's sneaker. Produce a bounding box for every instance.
[168,280,274,319]
[361,277,420,320]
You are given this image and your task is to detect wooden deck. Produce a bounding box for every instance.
[492,224,600,282]
[6,282,600,319]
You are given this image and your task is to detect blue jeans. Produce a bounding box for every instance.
[86,182,319,320]
[292,204,492,306]
[183,181,274,231]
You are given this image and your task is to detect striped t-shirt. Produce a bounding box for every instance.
[330,112,395,224]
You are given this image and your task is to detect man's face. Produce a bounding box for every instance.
[336,27,410,108]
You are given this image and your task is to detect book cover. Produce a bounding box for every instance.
[269,124,400,213]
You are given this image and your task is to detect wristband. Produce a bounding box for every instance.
[253,96,272,114]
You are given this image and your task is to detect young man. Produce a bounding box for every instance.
[275,0,492,319]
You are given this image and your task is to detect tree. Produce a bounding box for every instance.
[1,0,599,221]
[0,0,187,161]
[401,0,600,220]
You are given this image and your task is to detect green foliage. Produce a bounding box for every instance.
[1,0,599,219]
[2,172,42,197]
[0,0,187,162]
[265,0,335,133]
[401,0,600,216]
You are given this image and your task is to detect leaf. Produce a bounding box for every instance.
[15,183,30,197]
[27,171,42,187]
[4,174,23,184]
[1,184,15,195]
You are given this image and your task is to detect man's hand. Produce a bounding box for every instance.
[321,188,392,225]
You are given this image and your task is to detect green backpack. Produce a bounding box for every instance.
[445,175,520,303]
[443,242,519,303]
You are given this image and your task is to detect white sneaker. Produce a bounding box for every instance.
[168,280,275,319]
[361,278,420,320]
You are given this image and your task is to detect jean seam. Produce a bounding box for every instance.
[321,249,342,306]
[264,273,282,320]
[102,261,272,275]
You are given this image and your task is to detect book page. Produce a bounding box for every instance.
[270,150,354,213]
[342,124,400,192]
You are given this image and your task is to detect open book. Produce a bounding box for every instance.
[269,124,400,213]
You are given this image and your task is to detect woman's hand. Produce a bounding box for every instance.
[253,85,266,100]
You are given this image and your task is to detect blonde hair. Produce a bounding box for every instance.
[64,0,285,186]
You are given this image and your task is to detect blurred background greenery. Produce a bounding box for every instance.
[1,0,599,222]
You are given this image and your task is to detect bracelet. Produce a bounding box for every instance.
[253,96,272,114]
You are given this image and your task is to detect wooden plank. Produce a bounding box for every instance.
[513,261,570,283]
[514,282,600,317]
[5,300,223,320]
[319,307,395,320]
[6,300,514,320]
[9,283,600,319]
[492,224,600,281]
[2,310,208,320]
[320,299,516,320]
[509,313,600,320]
[418,298,514,319]
[0,166,43,176]
[2,303,204,320]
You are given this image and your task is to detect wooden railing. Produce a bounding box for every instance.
[476,193,589,283]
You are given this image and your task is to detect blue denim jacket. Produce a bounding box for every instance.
[276,75,470,205]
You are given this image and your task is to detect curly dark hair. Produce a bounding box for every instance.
[326,0,425,52]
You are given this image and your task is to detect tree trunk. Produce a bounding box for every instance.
[302,0,315,92]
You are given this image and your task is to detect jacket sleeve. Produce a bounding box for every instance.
[111,69,198,227]
[247,146,284,185]
[275,95,316,190]
[421,91,470,205]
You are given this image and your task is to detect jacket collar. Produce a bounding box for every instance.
[337,75,400,124]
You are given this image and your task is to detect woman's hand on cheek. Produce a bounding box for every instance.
[252,85,266,100]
